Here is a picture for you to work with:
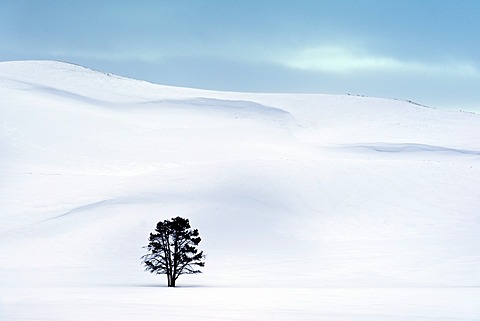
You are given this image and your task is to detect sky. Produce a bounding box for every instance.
[1,0,480,112]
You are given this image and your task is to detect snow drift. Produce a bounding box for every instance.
[1,60,479,290]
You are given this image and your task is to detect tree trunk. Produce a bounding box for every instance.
[167,273,172,287]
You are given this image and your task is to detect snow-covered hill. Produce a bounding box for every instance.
[1,60,480,319]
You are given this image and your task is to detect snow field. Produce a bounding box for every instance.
[1,60,480,320]
[2,287,480,321]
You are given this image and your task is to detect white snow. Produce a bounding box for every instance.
[1,60,479,320]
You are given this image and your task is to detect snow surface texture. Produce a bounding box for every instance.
[1,61,479,320]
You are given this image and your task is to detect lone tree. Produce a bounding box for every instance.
[142,216,205,287]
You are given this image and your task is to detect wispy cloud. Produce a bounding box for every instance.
[277,45,480,77]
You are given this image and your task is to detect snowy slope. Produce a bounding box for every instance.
[1,60,480,320]
[1,60,480,287]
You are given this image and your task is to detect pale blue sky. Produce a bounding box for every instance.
[1,0,480,111]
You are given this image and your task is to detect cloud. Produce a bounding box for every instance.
[277,45,480,77]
